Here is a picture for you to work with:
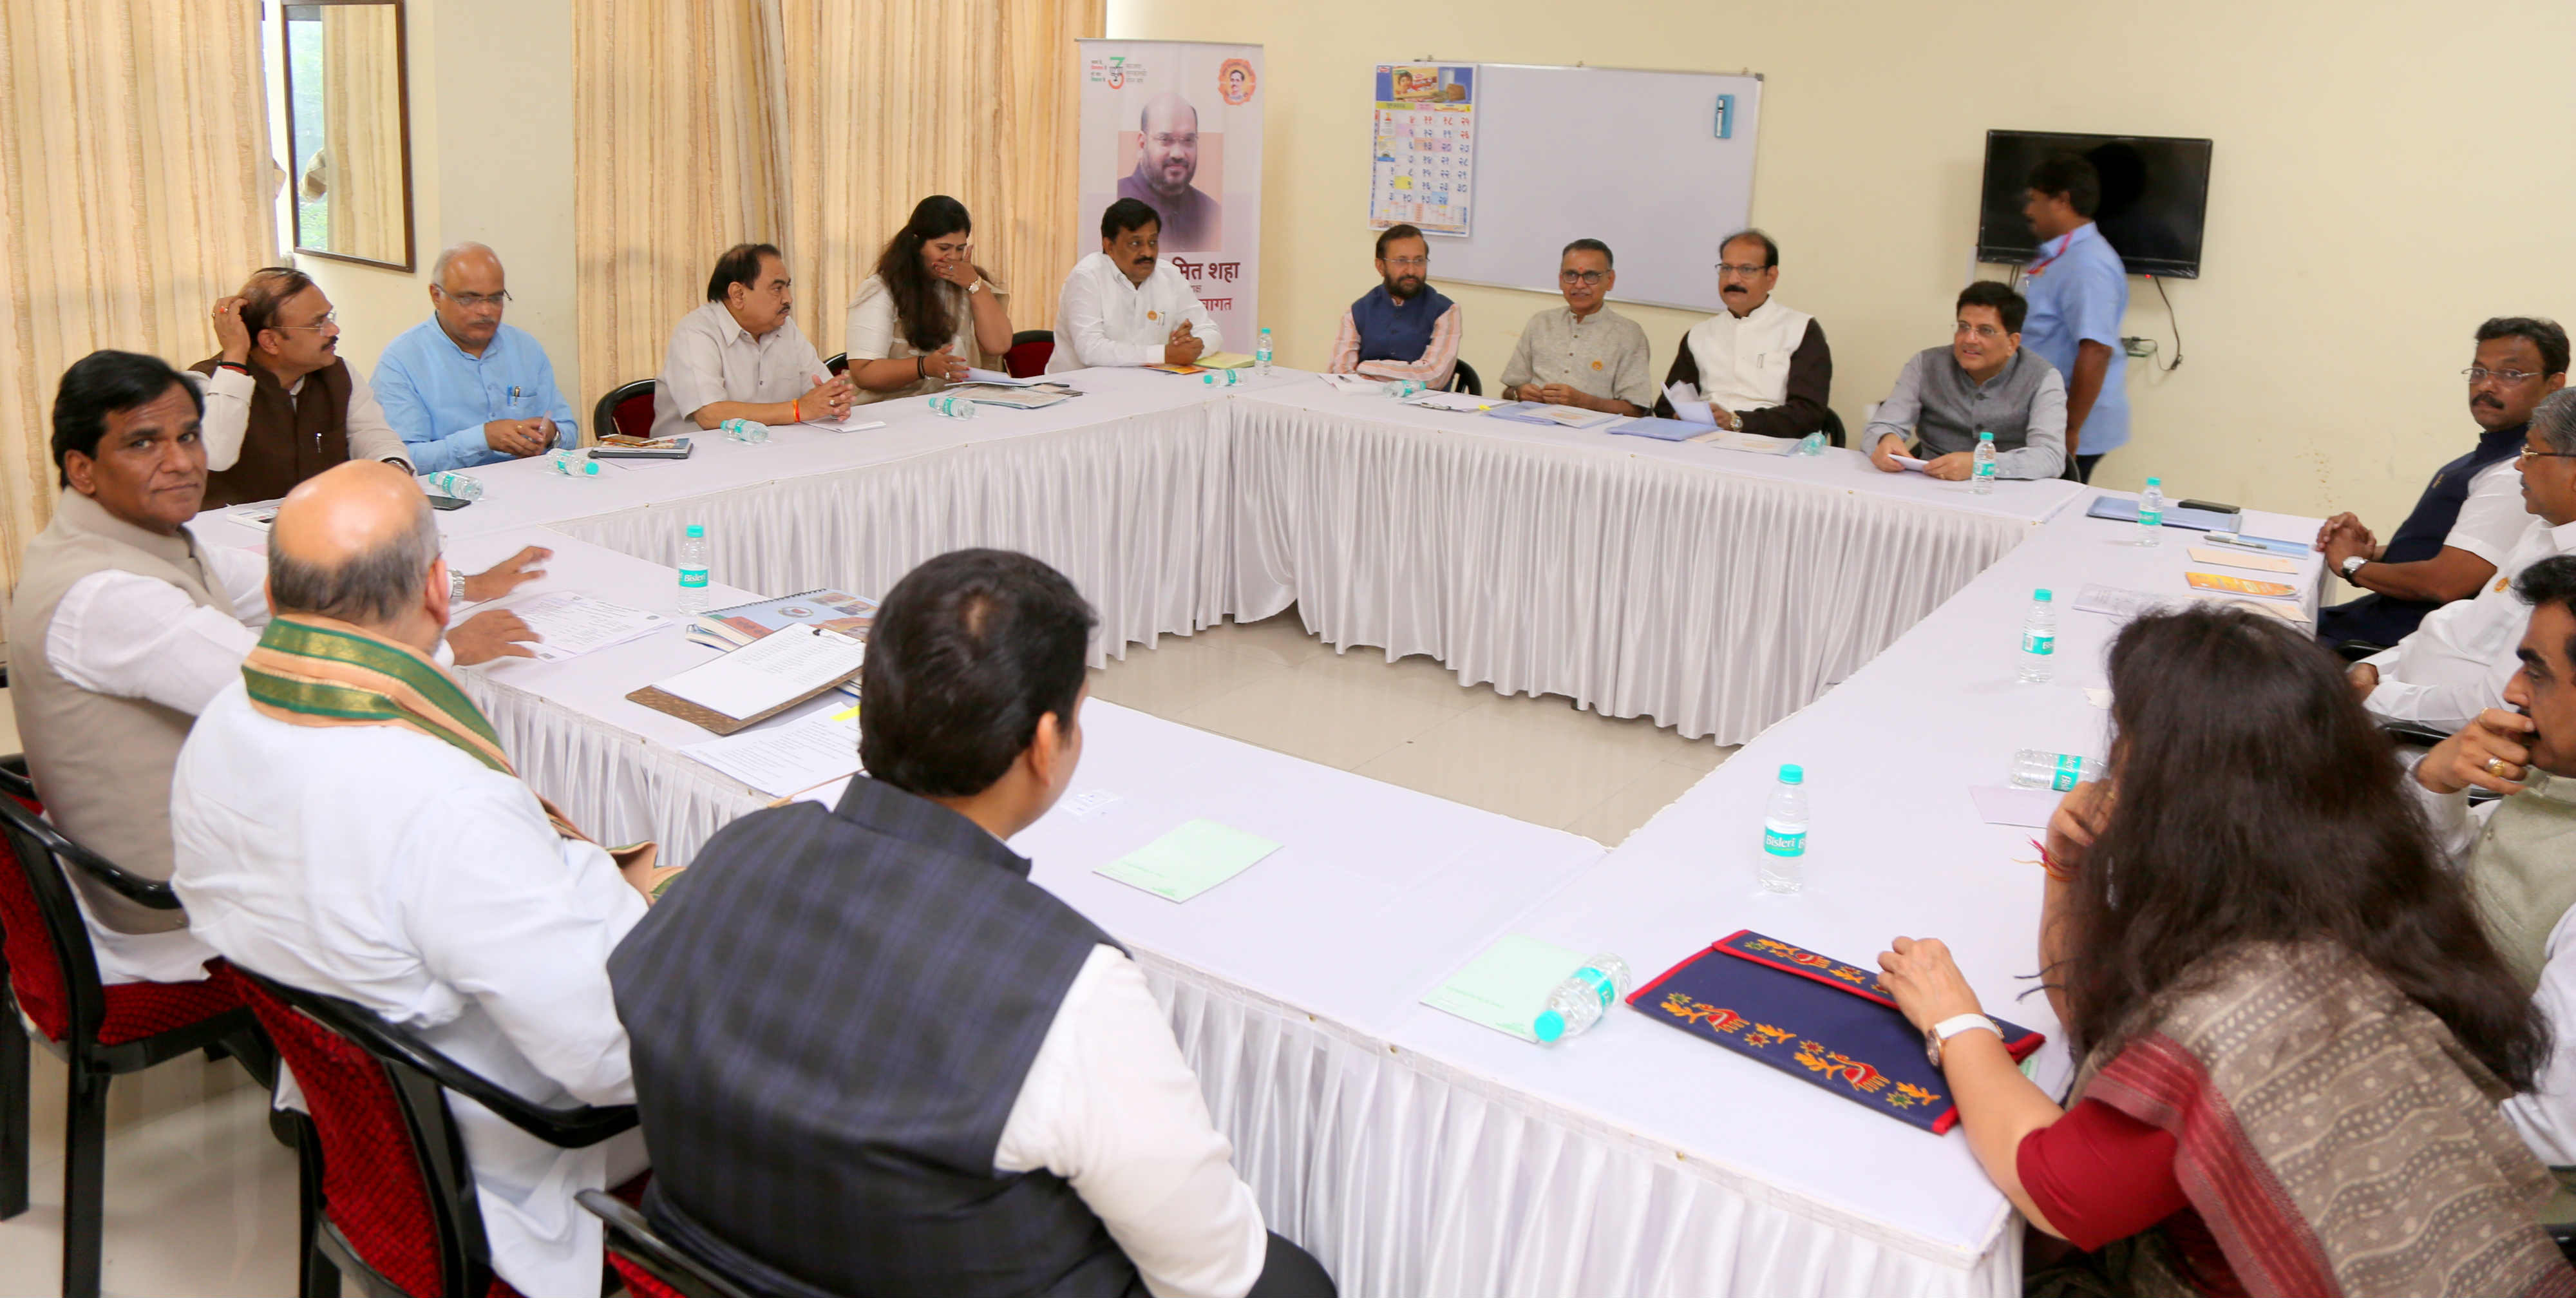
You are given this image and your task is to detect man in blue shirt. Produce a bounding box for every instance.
[373,242,578,473]
[2017,154,2127,482]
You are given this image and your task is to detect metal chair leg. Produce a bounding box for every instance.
[59,1064,108,1298]
[0,999,26,1219]
[291,1114,335,1298]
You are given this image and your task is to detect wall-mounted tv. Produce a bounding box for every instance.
[1976,130,2213,278]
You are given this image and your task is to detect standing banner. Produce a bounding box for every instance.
[1077,41,1263,356]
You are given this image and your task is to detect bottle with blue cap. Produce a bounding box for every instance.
[2018,588,2056,683]
[1533,953,1635,1044]
[676,523,710,614]
[1761,763,1808,893]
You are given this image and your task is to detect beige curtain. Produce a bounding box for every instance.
[0,0,275,586]
[317,4,406,262]
[574,0,1101,397]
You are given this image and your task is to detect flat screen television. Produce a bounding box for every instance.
[1976,130,2213,278]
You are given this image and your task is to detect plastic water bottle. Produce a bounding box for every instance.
[2018,588,2056,683]
[2011,749,2105,791]
[1760,764,1808,893]
[1971,431,1997,495]
[719,417,770,444]
[2136,477,2165,547]
[1256,328,1274,376]
[1200,370,1242,387]
[677,524,710,614]
[1795,431,1828,456]
[1532,955,1634,1044]
[927,394,978,419]
[1385,379,1425,399]
[423,470,484,500]
[544,448,599,477]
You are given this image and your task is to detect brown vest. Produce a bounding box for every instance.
[187,356,353,508]
[5,492,233,933]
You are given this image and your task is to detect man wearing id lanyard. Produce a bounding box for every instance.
[374,241,578,473]
[2017,153,2127,482]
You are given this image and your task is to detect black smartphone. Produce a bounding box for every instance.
[2178,498,2239,515]
[424,494,472,511]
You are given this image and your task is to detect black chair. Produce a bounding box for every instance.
[1821,406,1846,449]
[824,352,848,377]
[229,966,638,1298]
[0,758,266,1298]
[1449,359,1482,396]
[2335,640,2394,663]
[590,378,657,443]
[577,1189,757,1298]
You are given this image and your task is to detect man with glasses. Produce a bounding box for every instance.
[1117,93,1220,251]
[1497,239,1654,417]
[1864,281,2066,481]
[1653,229,1832,439]
[1327,224,1460,390]
[189,267,414,508]
[2318,318,2570,649]
[373,242,578,473]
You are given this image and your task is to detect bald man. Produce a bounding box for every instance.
[374,242,578,473]
[10,352,545,986]
[1117,93,1221,251]
[170,459,657,1298]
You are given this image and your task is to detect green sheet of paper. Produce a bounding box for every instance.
[1095,819,1281,902]
[1421,934,1589,1042]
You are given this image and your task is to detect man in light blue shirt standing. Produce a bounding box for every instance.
[374,242,578,474]
[2017,153,2128,482]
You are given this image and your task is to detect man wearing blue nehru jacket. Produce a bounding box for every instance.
[373,242,578,473]
[2017,153,2127,482]
[1327,224,1461,390]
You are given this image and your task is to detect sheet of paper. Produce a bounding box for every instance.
[2071,584,2173,619]
[1893,454,1930,472]
[655,625,866,720]
[1970,785,2063,829]
[1690,428,1798,455]
[1524,405,1621,429]
[1320,372,1387,394]
[1094,819,1280,902]
[506,593,672,663]
[806,417,888,434]
[1195,352,1255,369]
[1421,934,1589,1042]
[2084,688,2112,709]
[1401,390,1493,414]
[1664,383,1718,426]
[2187,546,2298,575]
[961,368,1035,387]
[681,703,862,797]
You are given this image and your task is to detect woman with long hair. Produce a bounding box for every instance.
[1877,605,2568,1296]
[844,195,1016,405]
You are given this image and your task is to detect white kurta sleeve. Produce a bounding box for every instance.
[1057,263,1158,369]
[2505,901,2576,1165]
[46,569,261,716]
[187,368,257,472]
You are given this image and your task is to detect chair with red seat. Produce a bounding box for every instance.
[589,379,658,444]
[576,1189,755,1298]
[226,964,638,1298]
[1005,329,1055,377]
[0,756,265,1298]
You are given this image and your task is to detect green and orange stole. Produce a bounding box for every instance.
[242,614,674,894]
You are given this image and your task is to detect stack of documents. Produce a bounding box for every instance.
[688,589,876,700]
[1485,401,1621,430]
[1399,390,1493,414]
[949,383,1073,410]
[679,703,862,797]
[630,623,867,733]
[500,593,672,663]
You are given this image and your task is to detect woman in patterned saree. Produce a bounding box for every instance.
[1878,604,2573,1297]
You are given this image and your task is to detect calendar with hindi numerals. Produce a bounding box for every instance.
[1368,64,1476,236]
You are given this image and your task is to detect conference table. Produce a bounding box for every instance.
[191,370,2302,1297]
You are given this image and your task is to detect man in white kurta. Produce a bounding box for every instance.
[169,462,647,1298]
[1048,198,1221,373]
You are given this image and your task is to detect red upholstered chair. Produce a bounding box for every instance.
[226,965,639,1298]
[589,379,658,444]
[576,1189,756,1298]
[0,756,265,1298]
[1005,329,1055,378]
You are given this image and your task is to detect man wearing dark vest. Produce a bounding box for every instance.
[188,265,414,508]
[1865,280,2068,481]
[8,352,546,984]
[1326,223,1461,390]
[2316,317,2569,649]
[609,549,1336,1298]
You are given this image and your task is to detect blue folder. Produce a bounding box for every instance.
[2084,495,2241,533]
[1602,416,1704,442]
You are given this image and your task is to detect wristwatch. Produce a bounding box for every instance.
[966,279,985,296]
[450,571,468,606]
[1924,1013,2000,1067]
[2340,554,2369,580]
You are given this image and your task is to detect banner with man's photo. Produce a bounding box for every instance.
[1077,40,1263,353]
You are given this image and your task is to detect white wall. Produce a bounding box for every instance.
[1107,0,2576,528]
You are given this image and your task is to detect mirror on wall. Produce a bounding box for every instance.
[283,1,415,271]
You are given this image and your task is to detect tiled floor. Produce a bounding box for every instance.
[0,616,1731,1295]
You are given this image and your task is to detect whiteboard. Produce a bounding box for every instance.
[1399,63,1761,314]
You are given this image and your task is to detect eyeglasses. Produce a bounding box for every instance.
[2466,367,2546,385]
[1148,134,1198,148]
[276,310,338,332]
[1383,256,1428,270]
[1716,262,1770,278]
[2519,446,2576,462]
[1955,321,2007,339]
[437,288,513,310]
[1559,269,1606,285]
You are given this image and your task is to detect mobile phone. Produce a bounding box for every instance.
[2178,498,2239,515]
[424,494,472,511]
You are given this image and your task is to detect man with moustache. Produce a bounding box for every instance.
[1652,229,1833,439]
[372,242,579,473]
[1048,198,1222,373]
[1117,93,1220,252]
[2318,318,2570,649]
[653,243,854,438]
[1498,238,1654,417]
[1865,280,2067,481]
[1326,224,1461,391]
[190,267,416,508]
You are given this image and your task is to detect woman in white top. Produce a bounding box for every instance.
[844,195,1015,405]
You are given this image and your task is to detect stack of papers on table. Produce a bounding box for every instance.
[630,624,867,734]
[950,383,1073,410]
[500,593,672,663]
[2074,582,2313,626]
[1690,428,1797,455]
[961,368,1036,387]
[1194,352,1255,369]
[688,589,876,700]
[1484,401,1622,430]
[1319,373,1387,394]
[1399,390,1494,414]
[679,703,862,797]
[1604,417,1702,443]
